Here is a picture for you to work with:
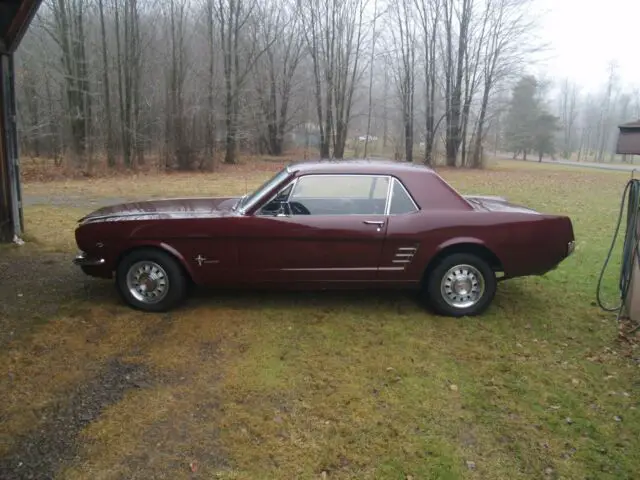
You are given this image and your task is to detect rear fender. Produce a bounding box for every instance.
[435,236,487,252]
[420,237,505,282]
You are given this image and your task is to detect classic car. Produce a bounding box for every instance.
[73,160,575,317]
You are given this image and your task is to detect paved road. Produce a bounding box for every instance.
[494,152,640,173]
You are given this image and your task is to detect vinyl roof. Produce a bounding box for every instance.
[0,0,42,53]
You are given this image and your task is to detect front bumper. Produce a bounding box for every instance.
[73,251,105,267]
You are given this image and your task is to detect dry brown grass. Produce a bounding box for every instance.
[19,150,311,183]
[22,205,88,251]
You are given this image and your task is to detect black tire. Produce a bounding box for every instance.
[423,252,497,317]
[116,248,189,312]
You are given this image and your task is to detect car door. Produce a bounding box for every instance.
[237,174,391,284]
[376,176,424,284]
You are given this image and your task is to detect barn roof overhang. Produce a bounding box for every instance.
[616,121,640,155]
[0,0,43,54]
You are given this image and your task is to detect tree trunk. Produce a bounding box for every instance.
[472,85,490,168]
[98,0,115,167]
[363,0,378,158]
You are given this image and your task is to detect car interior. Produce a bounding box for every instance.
[258,174,418,216]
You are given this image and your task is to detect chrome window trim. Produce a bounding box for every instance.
[238,166,292,215]
[388,177,420,215]
[285,173,392,216]
[249,173,421,217]
[383,175,394,215]
[281,266,405,272]
[254,177,299,216]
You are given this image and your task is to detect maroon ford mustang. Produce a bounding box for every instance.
[73,160,575,317]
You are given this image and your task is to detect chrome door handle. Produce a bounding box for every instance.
[363,220,385,226]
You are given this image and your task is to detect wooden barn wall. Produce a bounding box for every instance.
[616,129,640,155]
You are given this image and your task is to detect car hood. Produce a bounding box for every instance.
[78,197,241,224]
[463,195,540,215]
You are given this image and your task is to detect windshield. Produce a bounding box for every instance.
[236,168,291,213]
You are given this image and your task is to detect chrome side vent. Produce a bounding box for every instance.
[392,246,418,266]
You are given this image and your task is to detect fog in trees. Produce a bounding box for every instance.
[12,0,640,171]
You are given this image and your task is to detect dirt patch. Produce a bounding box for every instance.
[0,247,116,347]
[0,358,152,480]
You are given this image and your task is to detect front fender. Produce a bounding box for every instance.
[114,240,199,282]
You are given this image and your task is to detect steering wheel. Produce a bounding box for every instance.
[289,201,311,215]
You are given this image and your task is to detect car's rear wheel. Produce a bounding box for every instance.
[423,253,496,317]
[116,248,188,312]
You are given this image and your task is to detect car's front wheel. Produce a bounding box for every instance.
[424,253,496,317]
[116,248,188,312]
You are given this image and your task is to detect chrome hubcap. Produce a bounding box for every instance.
[441,264,485,309]
[126,261,169,304]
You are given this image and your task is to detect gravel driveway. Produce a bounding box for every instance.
[22,195,136,208]
[0,248,111,347]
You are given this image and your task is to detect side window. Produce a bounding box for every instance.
[289,175,390,215]
[389,178,418,214]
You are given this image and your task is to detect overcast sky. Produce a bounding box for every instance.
[534,0,640,93]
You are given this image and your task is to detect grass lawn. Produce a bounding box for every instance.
[2,159,639,479]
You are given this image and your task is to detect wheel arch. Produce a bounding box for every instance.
[422,240,504,284]
[115,242,196,284]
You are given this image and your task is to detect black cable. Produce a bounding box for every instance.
[596,178,640,313]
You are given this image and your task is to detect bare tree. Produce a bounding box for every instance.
[44,0,92,165]
[470,0,539,168]
[460,0,490,166]
[165,0,190,169]
[254,1,303,156]
[115,0,144,168]
[363,0,379,158]
[98,0,115,167]
[442,0,473,167]
[596,61,618,162]
[15,0,619,172]
[389,0,416,162]
[414,0,440,165]
[215,0,276,164]
[559,78,579,159]
[204,0,217,169]
[298,0,369,159]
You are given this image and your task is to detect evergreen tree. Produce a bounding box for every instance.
[504,75,539,160]
[533,113,560,162]
[505,75,559,161]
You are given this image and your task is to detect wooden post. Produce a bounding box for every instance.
[0,53,23,242]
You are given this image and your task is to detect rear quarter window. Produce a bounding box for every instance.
[389,178,418,214]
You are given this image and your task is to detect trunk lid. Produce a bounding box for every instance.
[463,195,540,215]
